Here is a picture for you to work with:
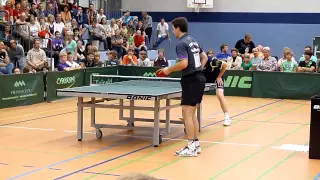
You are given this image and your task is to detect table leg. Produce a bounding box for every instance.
[91,97,96,127]
[165,99,171,133]
[77,97,84,141]
[153,100,161,147]
[197,103,202,132]
[128,100,135,127]
[119,99,124,120]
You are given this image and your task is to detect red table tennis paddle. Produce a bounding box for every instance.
[156,69,168,77]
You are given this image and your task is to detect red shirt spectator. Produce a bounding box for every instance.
[134,34,145,47]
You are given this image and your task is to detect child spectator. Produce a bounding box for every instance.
[153,49,168,67]
[138,50,151,67]
[240,53,252,70]
[280,50,298,72]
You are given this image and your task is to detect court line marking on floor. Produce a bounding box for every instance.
[256,141,309,180]
[6,138,134,180]
[0,106,77,121]
[113,134,262,147]
[142,101,293,176]
[0,100,127,126]
[0,162,167,179]
[5,108,220,180]
[236,119,309,126]
[80,100,286,180]
[205,104,304,179]
[53,99,283,180]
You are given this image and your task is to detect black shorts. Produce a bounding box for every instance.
[180,71,206,106]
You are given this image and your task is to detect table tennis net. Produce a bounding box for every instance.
[90,75,181,88]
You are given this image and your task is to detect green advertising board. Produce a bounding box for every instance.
[252,71,320,99]
[117,65,181,78]
[0,73,44,108]
[205,70,253,97]
[84,66,118,85]
[46,70,85,101]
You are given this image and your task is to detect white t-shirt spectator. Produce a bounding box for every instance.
[157,23,168,37]
[138,58,151,67]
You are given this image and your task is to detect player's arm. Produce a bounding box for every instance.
[200,50,208,69]
[163,42,188,74]
[218,60,227,79]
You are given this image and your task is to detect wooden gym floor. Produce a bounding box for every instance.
[0,96,319,180]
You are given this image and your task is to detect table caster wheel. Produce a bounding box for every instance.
[154,145,159,147]
[184,128,186,134]
[78,139,82,141]
[127,122,135,127]
[96,129,102,139]
[159,134,163,144]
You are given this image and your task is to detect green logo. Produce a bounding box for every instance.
[56,76,76,88]
[224,76,252,88]
[14,81,26,87]
[91,73,113,85]
[143,72,156,77]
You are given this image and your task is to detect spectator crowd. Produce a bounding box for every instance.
[0,0,319,75]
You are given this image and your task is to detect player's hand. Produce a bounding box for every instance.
[156,67,170,76]
[216,77,223,86]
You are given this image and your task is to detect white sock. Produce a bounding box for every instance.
[224,112,229,119]
[194,139,200,147]
[187,140,195,150]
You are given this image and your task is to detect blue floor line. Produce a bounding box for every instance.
[52,99,283,179]
[7,138,133,180]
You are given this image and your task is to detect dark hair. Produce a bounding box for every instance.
[171,17,188,33]
[220,44,227,51]
[305,46,312,50]
[304,51,312,57]
[67,52,72,56]
[231,48,238,53]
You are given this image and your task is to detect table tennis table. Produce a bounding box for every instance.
[56,75,216,147]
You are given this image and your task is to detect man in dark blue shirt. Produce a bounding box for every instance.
[158,17,208,157]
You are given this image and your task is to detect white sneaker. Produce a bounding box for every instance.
[175,146,197,157]
[194,140,201,154]
[223,118,231,126]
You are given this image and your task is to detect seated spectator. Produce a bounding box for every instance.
[280,50,298,72]
[29,3,38,22]
[12,67,21,74]
[107,18,119,37]
[127,20,136,36]
[235,33,255,55]
[0,48,14,75]
[106,50,120,66]
[153,18,169,49]
[7,39,25,70]
[226,48,242,70]
[278,47,296,70]
[256,47,277,71]
[23,39,48,73]
[122,48,137,66]
[256,45,264,58]
[111,29,124,59]
[240,53,252,70]
[250,48,262,70]
[88,18,109,51]
[44,2,58,18]
[0,23,14,42]
[65,31,78,60]
[52,31,64,67]
[84,42,93,56]
[76,40,86,61]
[37,3,46,19]
[153,49,168,67]
[299,46,317,62]
[133,30,147,55]
[66,52,82,69]
[207,50,214,60]
[80,52,98,67]
[73,28,83,43]
[93,52,103,67]
[54,14,65,34]
[138,50,151,67]
[121,23,128,35]
[216,44,231,60]
[297,51,316,73]
[28,15,41,40]
[97,8,106,23]
[61,5,72,25]
[57,52,77,71]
